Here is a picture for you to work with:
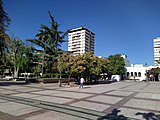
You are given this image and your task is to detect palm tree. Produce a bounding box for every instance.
[28,11,68,75]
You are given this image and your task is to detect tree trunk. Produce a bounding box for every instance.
[13,51,18,78]
[14,68,19,78]
[68,74,71,85]
[42,53,44,76]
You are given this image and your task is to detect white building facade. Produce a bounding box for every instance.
[68,27,95,55]
[125,64,156,81]
[153,37,160,66]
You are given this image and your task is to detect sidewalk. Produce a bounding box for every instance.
[0,81,160,120]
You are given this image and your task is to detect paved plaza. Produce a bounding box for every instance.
[0,81,160,120]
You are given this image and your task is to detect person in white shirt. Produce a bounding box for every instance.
[79,77,84,89]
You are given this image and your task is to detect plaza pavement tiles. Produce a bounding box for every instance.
[0,81,160,119]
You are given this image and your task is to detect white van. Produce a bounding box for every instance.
[111,75,121,81]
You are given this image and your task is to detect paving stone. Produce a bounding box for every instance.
[88,95,123,104]
[0,90,18,94]
[141,84,160,93]
[136,93,160,100]
[0,101,41,116]
[32,96,73,104]
[24,83,58,89]
[0,99,7,103]
[124,99,160,111]
[25,111,86,120]
[118,107,147,120]
[77,86,113,94]
[0,82,160,119]
[11,93,41,98]
[0,111,24,120]
[53,91,94,99]
[107,90,133,96]
[31,90,62,95]
[16,88,42,92]
[119,83,148,92]
[0,85,27,90]
[71,101,110,112]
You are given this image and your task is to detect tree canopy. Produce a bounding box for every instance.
[0,0,10,69]
[108,54,125,75]
[0,0,10,32]
[28,11,68,58]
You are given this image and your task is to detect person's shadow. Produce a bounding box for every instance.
[97,108,127,120]
[97,108,160,120]
[136,112,160,120]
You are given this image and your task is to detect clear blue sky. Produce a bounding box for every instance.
[3,0,160,65]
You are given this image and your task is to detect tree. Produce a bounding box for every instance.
[28,11,68,75]
[89,57,103,82]
[99,57,110,74]
[108,54,125,76]
[71,54,86,78]
[57,52,74,84]
[9,38,30,78]
[72,52,102,82]
[0,0,11,69]
[0,0,10,32]
[81,52,94,81]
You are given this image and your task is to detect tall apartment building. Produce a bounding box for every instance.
[153,37,160,66]
[68,27,95,55]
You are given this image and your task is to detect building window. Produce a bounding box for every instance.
[127,72,129,77]
[138,72,141,77]
[131,72,133,77]
[134,72,137,77]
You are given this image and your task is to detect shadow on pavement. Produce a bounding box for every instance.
[135,112,160,120]
[97,108,127,120]
[97,108,160,120]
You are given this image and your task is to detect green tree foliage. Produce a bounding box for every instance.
[57,52,111,82]
[0,0,11,69]
[148,67,160,75]
[28,11,68,75]
[108,54,125,75]
[0,0,10,32]
[71,54,86,76]
[90,57,104,80]
[57,52,74,79]
[28,11,68,59]
[9,38,31,77]
[81,52,96,81]
[99,57,110,74]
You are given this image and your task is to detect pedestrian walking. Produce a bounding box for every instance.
[79,77,84,89]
